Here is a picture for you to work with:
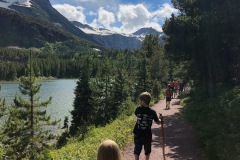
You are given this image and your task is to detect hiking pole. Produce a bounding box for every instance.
[159,113,166,160]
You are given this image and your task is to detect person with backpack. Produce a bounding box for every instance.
[165,85,172,110]
[133,92,161,160]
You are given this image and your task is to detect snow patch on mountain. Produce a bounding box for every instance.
[0,0,31,9]
[75,25,150,42]
[80,27,118,36]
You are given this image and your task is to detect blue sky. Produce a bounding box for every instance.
[49,0,178,34]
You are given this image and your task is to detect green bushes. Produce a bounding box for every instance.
[183,86,240,160]
[50,115,135,160]
[0,146,5,158]
[50,99,137,160]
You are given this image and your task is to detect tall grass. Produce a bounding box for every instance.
[50,98,136,160]
[183,86,240,160]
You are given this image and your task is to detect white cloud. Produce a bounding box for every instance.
[52,2,179,34]
[52,4,87,24]
[145,22,163,32]
[91,7,115,28]
[152,3,179,20]
[114,3,178,33]
[117,4,151,33]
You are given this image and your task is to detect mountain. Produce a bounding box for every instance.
[1,0,94,41]
[73,21,142,49]
[73,21,163,49]
[132,27,160,36]
[132,27,163,42]
[0,0,99,49]
[0,0,162,50]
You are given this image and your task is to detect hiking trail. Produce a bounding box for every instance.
[123,98,208,160]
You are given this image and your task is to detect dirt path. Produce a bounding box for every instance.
[123,98,208,160]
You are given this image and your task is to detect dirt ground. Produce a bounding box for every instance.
[122,98,208,160]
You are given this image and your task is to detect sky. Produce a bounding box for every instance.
[49,0,179,34]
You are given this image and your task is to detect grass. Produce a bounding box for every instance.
[50,98,137,160]
[50,115,136,160]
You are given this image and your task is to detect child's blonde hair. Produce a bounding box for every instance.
[139,92,151,105]
[97,139,122,160]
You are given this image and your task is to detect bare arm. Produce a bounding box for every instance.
[155,113,163,125]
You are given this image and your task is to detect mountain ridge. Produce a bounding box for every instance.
[0,0,163,49]
[73,21,163,49]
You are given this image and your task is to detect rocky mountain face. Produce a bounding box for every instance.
[0,0,97,48]
[0,8,71,48]
[6,0,93,41]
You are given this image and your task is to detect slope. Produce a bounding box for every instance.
[0,7,102,50]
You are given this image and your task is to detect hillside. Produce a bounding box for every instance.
[0,0,100,49]
[0,8,102,50]
[6,0,94,42]
[0,8,64,47]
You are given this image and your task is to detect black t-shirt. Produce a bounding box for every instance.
[133,106,159,136]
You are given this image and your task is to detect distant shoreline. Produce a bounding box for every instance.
[0,76,58,84]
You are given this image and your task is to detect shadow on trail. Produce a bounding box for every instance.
[151,104,207,160]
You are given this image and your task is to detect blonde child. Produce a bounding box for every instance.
[133,92,161,160]
[97,139,122,160]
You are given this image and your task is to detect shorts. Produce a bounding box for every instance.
[134,134,152,156]
[166,97,171,101]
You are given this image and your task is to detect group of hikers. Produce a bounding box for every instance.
[165,79,185,110]
[97,92,160,160]
[97,80,186,160]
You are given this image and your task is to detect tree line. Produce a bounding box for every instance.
[0,34,169,159]
[163,0,240,97]
[162,1,240,159]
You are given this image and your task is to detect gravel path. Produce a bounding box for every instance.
[122,98,208,160]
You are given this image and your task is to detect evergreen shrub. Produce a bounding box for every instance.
[183,86,240,160]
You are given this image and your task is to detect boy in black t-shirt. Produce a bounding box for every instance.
[133,92,161,160]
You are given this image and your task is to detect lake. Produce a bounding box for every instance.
[0,79,78,126]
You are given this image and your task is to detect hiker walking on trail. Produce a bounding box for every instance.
[133,92,161,160]
[179,79,186,94]
[173,81,180,98]
[165,85,172,110]
[169,80,175,98]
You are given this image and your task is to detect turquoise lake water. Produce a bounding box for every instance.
[0,79,78,125]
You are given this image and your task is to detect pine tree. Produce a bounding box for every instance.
[134,56,152,101]
[70,64,93,135]
[109,68,128,117]
[0,86,7,118]
[0,51,59,160]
